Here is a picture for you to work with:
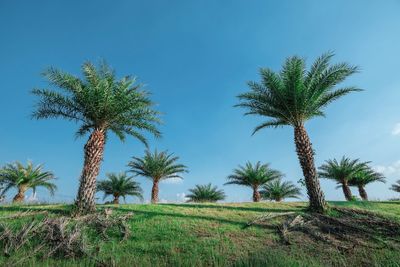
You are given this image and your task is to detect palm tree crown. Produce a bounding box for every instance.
[32,61,161,143]
[97,172,143,204]
[128,149,188,203]
[186,183,226,203]
[236,52,360,132]
[260,180,302,202]
[318,156,367,201]
[391,180,400,193]
[0,161,56,202]
[225,162,283,202]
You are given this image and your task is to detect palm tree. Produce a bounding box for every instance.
[260,180,302,202]
[0,161,56,203]
[391,180,400,193]
[348,166,385,200]
[97,173,143,204]
[186,183,226,203]
[236,52,360,213]
[225,162,283,202]
[32,61,161,214]
[318,157,366,201]
[128,150,188,203]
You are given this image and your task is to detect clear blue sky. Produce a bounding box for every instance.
[1,0,400,203]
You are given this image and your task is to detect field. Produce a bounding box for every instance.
[0,201,400,267]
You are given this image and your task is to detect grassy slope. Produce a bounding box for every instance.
[0,201,400,266]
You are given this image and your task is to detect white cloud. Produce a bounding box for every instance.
[161,177,183,184]
[374,160,400,176]
[26,192,39,203]
[391,123,400,136]
[176,193,188,203]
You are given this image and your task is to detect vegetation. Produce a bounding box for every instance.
[0,161,56,203]
[318,156,367,201]
[97,173,143,204]
[32,61,161,214]
[0,202,399,266]
[391,180,400,193]
[260,180,301,202]
[225,162,282,202]
[348,166,385,200]
[128,150,188,203]
[236,52,361,213]
[186,183,226,203]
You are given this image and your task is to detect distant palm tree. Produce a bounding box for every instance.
[236,52,360,212]
[318,157,367,201]
[260,180,302,202]
[32,61,161,214]
[348,166,385,200]
[0,161,56,203]
[186,183,226,203]
[225,162,282,202]
[128,150,188,203]
[390,180,400,193]
[97,173,143,204]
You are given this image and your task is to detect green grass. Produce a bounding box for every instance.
[0,201,399,266]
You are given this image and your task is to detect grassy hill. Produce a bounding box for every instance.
[0,201,399,266]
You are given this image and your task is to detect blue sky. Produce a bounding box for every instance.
[1,0,400,203]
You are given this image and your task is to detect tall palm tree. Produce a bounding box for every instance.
[260,180,302,202]
[236,52,361,212]
[225,162,282,202]
[32,61,161,214]
[186,183,226,203]
[391,180,400,193]
[0,161,56,203]
[348,166,385,200]
[318,157,367,201]
[97,172,143,204]
[128,150,187,203]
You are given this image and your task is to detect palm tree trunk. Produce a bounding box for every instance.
[13,185,26,203]
[252,187,261,202]
[358,185,368,200]
[75,129,106,214]
[341,180,353,201]
[151,180,159,204]
[294,125,327,213]
[113,194,119,204]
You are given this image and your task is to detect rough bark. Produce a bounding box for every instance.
[151,180,159,204]
[341,180,353,201]
[358,185,368,200]
[13,185,27,203]
[113,194,119,204]
[252,187,261,202]
[75,129,106,214]
[294,125,327,213]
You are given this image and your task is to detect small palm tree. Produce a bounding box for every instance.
[32,61,161,214]
[390,180,400,193]
[236,52,360,213]
[97,173,143,204]
[128,150,188,203]
[260,180,302,202]
[0,161,56,203]
[348,166,385,200]
[318,157,367,201]
[225,162,283,202]
[186,183,226,203]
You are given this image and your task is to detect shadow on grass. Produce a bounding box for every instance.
[0,204,72,216]
[159,203,304,213]
[115,206,279,230]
